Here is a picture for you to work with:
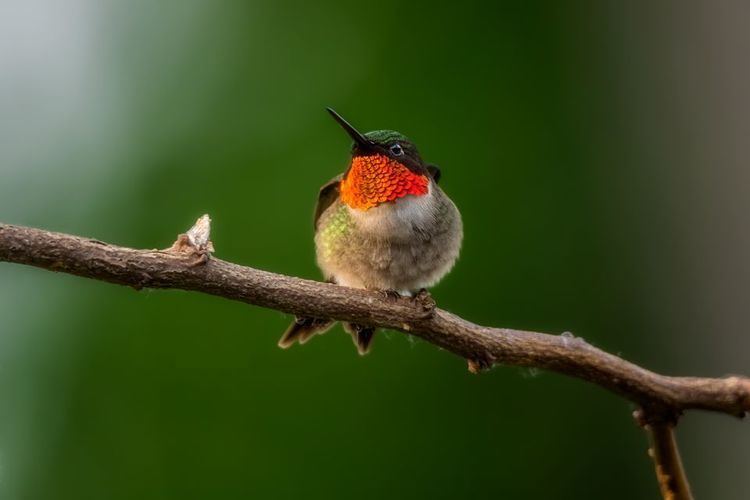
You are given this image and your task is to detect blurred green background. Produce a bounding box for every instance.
[1,1,748,498]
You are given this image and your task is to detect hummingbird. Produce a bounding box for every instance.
[278,108,463,354]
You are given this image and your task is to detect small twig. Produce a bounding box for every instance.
[165,214,214,266]
[634,409,694,500]
[647,422,694,500]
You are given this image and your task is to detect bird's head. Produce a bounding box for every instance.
[327,108,431,211]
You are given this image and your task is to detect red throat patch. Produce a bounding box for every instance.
[339,154,429,210]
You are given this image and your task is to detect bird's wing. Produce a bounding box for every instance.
[314,174,343,229]
[426,164,441,183]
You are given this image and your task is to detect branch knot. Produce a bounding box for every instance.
[167,214,214,266]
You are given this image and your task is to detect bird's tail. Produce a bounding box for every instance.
[278,317,377,355]
[342,323,377,355]
[278,316,334,349]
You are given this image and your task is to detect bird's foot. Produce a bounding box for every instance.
[412,288,436,313]
[381,289,403,300]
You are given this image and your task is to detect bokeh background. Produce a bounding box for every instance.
[1,1,749,498]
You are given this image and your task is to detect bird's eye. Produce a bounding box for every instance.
[390,143,404,156]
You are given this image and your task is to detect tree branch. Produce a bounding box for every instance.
[1,219,748,419]
[1,217,749,499]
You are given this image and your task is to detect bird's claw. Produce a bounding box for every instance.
[412,288,435,313]
[381,289,402,300]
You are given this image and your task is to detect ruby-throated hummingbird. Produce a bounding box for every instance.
[279,108,463,354]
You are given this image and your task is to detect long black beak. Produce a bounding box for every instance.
[326,107,371,148]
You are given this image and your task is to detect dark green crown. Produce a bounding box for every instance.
[363,129,422,165]
[364,130,411,144]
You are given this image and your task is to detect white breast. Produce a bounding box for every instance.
[346,184,437,240]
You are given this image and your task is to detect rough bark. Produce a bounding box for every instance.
[1,220,748,419]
